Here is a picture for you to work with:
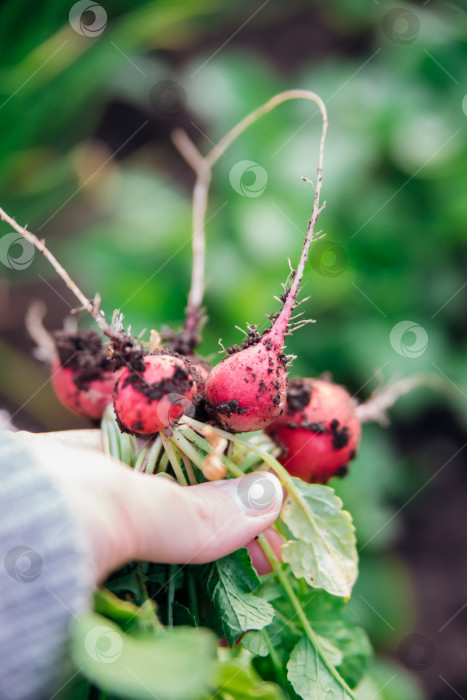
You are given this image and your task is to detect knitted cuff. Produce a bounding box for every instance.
[0,431,93,700]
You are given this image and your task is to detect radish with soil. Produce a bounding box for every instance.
[200,95,327,433]
[51,330,122,420]
[203,244,320,433]
[266,377,361,483]
[1,88,443,700]
[113,354,197,435]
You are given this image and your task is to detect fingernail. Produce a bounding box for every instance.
[214,472,283,517]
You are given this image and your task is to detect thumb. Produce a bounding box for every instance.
[14,433,283,583]
[129,471,283,568]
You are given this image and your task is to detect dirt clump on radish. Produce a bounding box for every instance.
[266,377,361,483]
[205,236,316,434]
[113,354,197,435]
[51,330,121,420]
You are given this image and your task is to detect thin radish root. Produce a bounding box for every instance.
[203,93,328,432]
[25,300,57,363]
[172,90,328,353]
[355,374,451,425]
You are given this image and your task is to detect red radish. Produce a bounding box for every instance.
[113,354,196,435]
[51,330,120,420]
[51,359,119,420]
[266,377,361,483]
[205,218,320,432]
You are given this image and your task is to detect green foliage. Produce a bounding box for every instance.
[2,2,466,699]
[200,549,275,646]
[71,612,217,700]
[287,637,352,700]
[212,654,287,700]
[249,580,372,695]
[281,478,358,597]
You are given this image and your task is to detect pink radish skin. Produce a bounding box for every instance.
[204,93,325,433]
[205,224,317,432]
[266,378,361,483]
[51,358,120,420]
[113,354,196,435]
[204,334,287,431]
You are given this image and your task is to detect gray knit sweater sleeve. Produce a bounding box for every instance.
[0,431,93,700]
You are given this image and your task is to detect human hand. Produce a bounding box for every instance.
[16,430,283,583]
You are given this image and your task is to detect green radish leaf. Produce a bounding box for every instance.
[70,612,217,700]
[335,626,372,690]
[260,583,370,690]
[213,655,286,700]
[101,406,140,466]
[281,479,358,597]
[202,548,275,646]
[295,589,372,689]
[94,587,141,623]
[241,629,270,657]
[105,566,145,605]
[94,588,161,636]
[315,634,344,667]
[287,637,352,700]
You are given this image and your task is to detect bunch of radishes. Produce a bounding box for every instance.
[12,88,370,486]
[7,88,422,487]
[47,231,361,485]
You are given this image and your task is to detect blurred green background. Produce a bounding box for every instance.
[0,1,466,698]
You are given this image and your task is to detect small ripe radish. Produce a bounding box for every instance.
[51,330,119,420]
[113,354,196,435]
[266,377,361,483]
[204,330,288,432]
[205,219,319,432]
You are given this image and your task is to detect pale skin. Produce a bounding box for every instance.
[15,430,283,584]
